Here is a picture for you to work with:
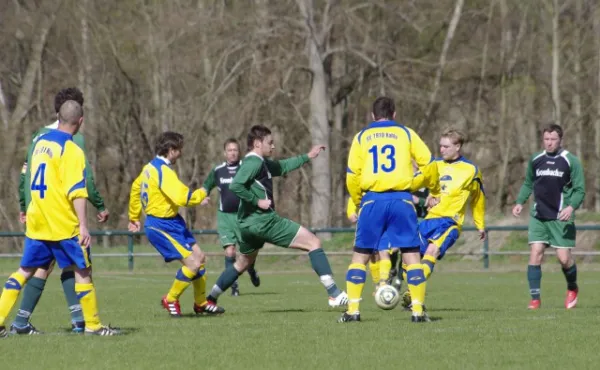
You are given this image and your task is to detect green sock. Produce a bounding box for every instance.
[562,264,578,291]
[61,271,83,323]
[308,248,342,297]
[224,256,236,270]
[527,265,542,300]
[208,265,241,301]
[12,277,46,328]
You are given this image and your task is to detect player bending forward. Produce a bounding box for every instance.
[206,125,348,307]
[128,132,224,317]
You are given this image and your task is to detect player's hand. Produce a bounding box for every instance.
[478,229,487,241]
[348,214,358,223]
[79,226,91,248]
[19,212,26,224]
[128,221,141,232]
[307,145,326,159]
[97,209,110,223]
[512,204,523,217]
[257,199,272,210]
[558,206,574,221]
[201,197,210,206]
[426,196,439,209]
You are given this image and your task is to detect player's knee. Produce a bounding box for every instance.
[224,246,236,258]
[17,267,36,281]
[305,234,321,252]
[426,245,440,259]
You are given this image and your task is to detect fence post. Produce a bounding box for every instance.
[128,234,134,272]
[483,230,489,269]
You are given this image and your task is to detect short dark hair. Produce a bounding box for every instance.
[54,87,84,113]
[224,138,240,150]
[543,123,563,139]
[155,131,184,157]
[247,125,272,151]
[372,96,395,121]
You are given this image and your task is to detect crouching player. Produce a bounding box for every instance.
[128,132,224,317]
[403,130,486,310]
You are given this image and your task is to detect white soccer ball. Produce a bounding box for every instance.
[374,284,400,310]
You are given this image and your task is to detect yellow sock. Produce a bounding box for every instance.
[167,266,196,302]
[379,259,392,284]
[192,265,207,306]
[75,282,102,331]
[0,272,27,326]
[369,260,380,285]
[401,263,408,281]
[406,264,427,315]
[346,263,366,314]
[422,255,437,279]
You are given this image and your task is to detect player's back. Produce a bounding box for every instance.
[426,157,482,226]
[26,130,88,241]
[349,121,432,193]
[137,158,182,219]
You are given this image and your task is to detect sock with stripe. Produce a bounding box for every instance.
[75,282,102,331]
[0,272,27,327]
[12,276,46,328]
[166,266,196,302]
[346,263,366,314]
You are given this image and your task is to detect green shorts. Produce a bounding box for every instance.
[217,211,241,248]
[528,217,576,248]
[238,213,301,255]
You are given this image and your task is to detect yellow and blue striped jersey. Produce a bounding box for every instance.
[426,156,485,230]
[346,121,436,206]
[26,130,88,241]
[129,157,207,221]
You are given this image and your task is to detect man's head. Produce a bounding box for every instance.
[223,138,240,163]
[371,96,396,122]
[247,125,274,157]
[57,100,84,135]
[54,87,84,114]
[439,129,465,161]
[155,131,184,164]
[542,123,563,153]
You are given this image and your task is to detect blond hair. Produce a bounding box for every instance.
[441,129,466,147]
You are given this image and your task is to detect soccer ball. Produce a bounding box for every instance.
[374,284,400,310]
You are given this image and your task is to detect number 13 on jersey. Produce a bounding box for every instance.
[368,144,396,173]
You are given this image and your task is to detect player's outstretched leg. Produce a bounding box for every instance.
[290,227,347,307]
[247,263,260,288]
[0,268,34,337]
[223,245,240,297]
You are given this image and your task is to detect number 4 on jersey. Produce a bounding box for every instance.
[31,163,48,199]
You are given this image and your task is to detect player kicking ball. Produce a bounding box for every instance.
[206,125,348,307]
[128,132,224,317]
[401,130,486,316]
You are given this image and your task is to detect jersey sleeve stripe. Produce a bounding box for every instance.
[185,190,192,206]
[346,167,354,174]
[68,178,86,195]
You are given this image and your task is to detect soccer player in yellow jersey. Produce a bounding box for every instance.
[0,100,119,337]
[128,132,224,317]
[404,130,486,313]
[340,97,438,323]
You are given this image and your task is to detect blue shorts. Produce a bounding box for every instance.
[145,214,196,262]
[354,191,420,252]
[418,217,460,259]
[21,237,91,269]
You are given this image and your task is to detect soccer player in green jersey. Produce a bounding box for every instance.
[201,138,260,296]
[512,124,585,310]
[206,125,348,307]
[11,88,109,335]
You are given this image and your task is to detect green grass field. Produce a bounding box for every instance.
[2,267,600,369]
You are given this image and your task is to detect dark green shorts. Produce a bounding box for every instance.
[238,213,301,255]
[528,217,576,248]
[217,211,241,248]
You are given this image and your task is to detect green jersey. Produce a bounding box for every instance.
[229,152,309,221]
[19,121,105,212]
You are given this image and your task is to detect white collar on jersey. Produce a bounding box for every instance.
[245,152,263,160]
[46,120,59,129]
[156,155,171,165]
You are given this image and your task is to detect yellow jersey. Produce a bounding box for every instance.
[129,157,207,221]
[346,121,437,206]
[346,197,358,218]
[26,130,88,241]
[426,156,485,230]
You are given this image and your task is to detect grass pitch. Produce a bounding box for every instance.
[2,268,600,369]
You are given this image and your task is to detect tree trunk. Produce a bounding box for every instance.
[594,8,600,211]
[572,0,582,157]
[551,0,561,125]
